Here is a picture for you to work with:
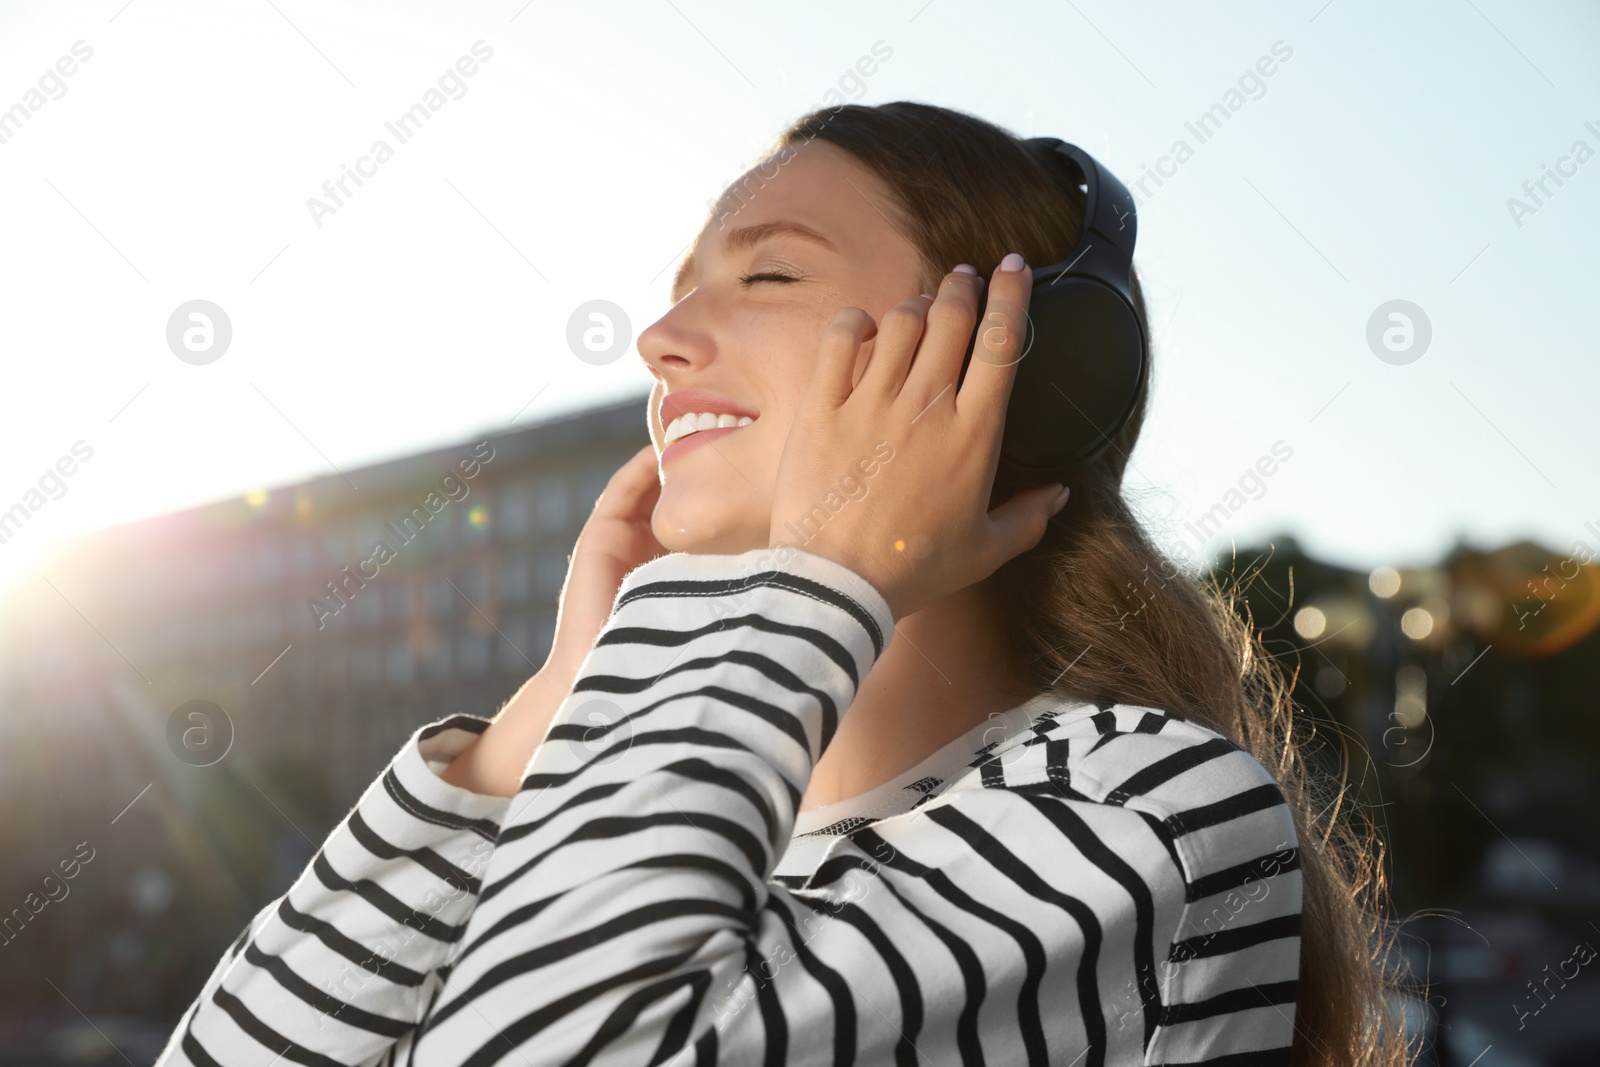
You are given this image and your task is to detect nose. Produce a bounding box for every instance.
[637,297,713,380]
[637,296,718,441]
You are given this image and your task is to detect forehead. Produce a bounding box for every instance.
[671,140,906,300]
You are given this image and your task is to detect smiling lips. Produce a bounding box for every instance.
[658,390,760,462]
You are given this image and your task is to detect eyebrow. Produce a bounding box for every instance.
[670,220,836,301]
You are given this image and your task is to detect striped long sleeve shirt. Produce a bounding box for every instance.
[156,546,1303,1067]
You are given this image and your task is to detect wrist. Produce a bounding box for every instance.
[438,665,575,796]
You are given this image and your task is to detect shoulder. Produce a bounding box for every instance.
[962,699,1288,813]
[845,701,1305,1052]
[936,699,1301,890]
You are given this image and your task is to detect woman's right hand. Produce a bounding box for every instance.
[544,443,670,685]
[440,443,669,797]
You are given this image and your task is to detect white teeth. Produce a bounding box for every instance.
[664,412,756,447]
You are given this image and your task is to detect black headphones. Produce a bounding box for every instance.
[957,138,1147,493]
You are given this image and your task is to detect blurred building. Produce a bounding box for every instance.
[1,392,648,800]
[0,393,650,1044]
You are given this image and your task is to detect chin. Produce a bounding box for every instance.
[651,500,764,556]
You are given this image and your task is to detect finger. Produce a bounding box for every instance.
[902,266,983,413]
[857,292,932,400]
[812,307,876,408]
[984,481,1068,568]
[956,254,1033,430]
[597,443,663,517]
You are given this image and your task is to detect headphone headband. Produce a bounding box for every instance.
[1022,138,1138,304]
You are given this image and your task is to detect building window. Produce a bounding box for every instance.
[457,632,490,679]
[575,462,613,518]
[352,583,383,627]
[385,640,415,687]
[421,633,451,682]
[430,575,455,620]
[496,620,531,673]
[533,476,569,533]
[315,644,348,690]
[456,562,486,607]
[500,555,531,605]
[536,547,567,598]
[433,502,462,551]
[386,580,412,625]
[351,642,382,686]
[499,482,531,542]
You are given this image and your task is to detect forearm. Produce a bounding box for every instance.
[156,718,512,1066]
[438,660,579,797]
[410,546,895,1063]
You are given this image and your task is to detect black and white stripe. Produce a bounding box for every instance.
[156,547,1301,1067]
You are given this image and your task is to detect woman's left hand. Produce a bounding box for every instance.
[768,254,1070,622]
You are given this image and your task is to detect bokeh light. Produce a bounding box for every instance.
[1401,606,1436,640]
[1294,605,1327,640]
[1370,566,1402,599]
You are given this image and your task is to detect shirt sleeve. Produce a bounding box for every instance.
[154,716,514,1067]
[412,545,1301,1066]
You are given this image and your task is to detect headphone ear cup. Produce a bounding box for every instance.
[962,275,1145,489]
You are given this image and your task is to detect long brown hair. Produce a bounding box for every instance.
[756,101,1412,1066]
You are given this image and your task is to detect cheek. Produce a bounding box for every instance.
[756,300,860,399]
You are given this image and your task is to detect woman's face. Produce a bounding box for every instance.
[638,139,928,554]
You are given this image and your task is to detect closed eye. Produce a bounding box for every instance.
[739,270,801,286]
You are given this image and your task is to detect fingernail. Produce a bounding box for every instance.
[999,252,1026,272]
[1052,484,1071,512]
[953,263,977,275]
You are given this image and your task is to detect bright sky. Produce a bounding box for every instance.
[0,0,1596,593]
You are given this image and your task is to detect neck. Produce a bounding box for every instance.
[799,576,1035,812]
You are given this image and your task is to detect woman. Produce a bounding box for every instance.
[157,102,1407,1066]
